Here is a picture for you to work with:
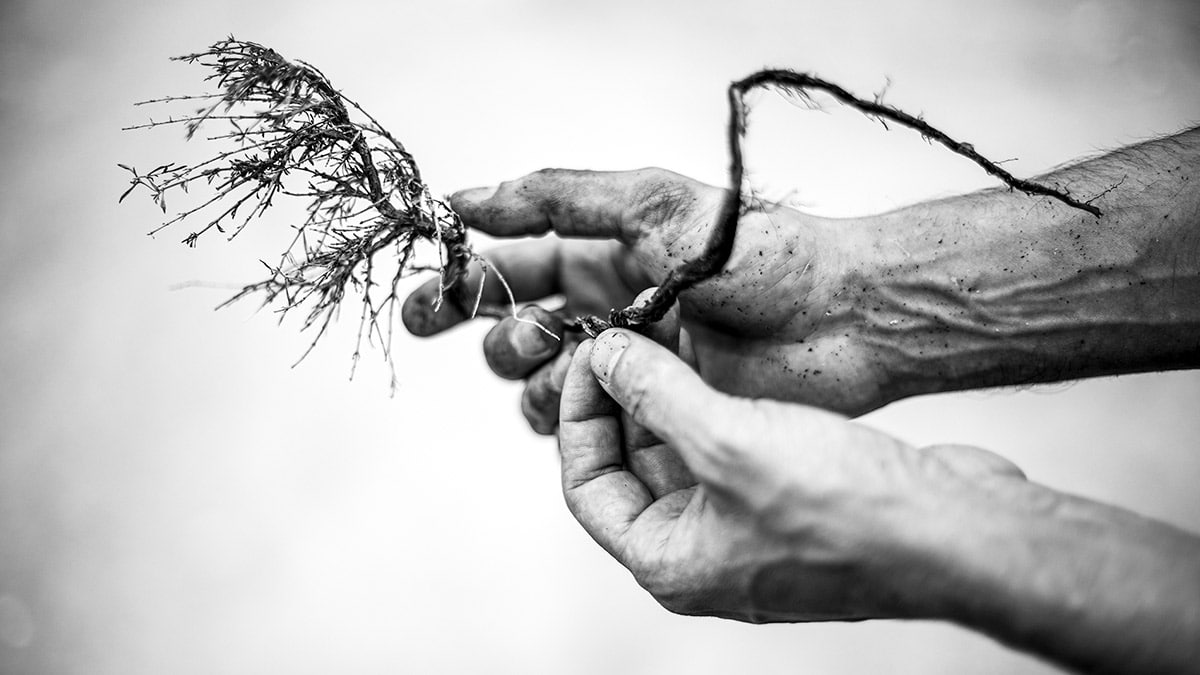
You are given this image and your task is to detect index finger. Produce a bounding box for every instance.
[451,168,706,242]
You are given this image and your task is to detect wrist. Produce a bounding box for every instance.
[836,450,1025,621]
[883,463,1200,672]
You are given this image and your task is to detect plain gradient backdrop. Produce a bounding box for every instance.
[1,0,1198,673]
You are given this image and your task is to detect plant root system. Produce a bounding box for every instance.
[121,37,511,378]
[122,42,1105,364]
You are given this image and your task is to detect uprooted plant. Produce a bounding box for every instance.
[122,37,1103,373]
[120,37,514,378]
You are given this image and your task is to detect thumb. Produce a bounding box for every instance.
[589,328,731,474]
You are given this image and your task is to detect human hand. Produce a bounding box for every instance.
[402,168,891,433]
[557,327,1026,622]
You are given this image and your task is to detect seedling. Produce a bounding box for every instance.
[123,38,1101,372]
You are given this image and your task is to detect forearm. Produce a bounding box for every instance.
[842,127,1200,399]
[898,476,1200,674]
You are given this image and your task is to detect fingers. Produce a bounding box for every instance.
[401,239,561,337]
[483,306,565,380]
[451,168,701,242]
[522,349,575,435]
[587,329,736,481]
[559,340,655,561]
[618,289,695,498]
[514,286,675,437]
[406,168,707,337]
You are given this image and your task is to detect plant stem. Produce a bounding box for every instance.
[580,70,1104,338]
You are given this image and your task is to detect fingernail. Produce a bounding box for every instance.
[590,330,630,384]
[514,323,555,358]
[451,185,498,207]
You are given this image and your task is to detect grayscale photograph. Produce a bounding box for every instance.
[1,1,1198,673]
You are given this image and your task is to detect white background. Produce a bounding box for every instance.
[1,1,1198,673]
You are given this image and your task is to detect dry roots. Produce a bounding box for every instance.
[123,38,1105,368]
[121,37,504,377]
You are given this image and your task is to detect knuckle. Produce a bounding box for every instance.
[531,167,569,181]
[492,177,519,196]
[631,166,673,183]
[502,170,564,204]
[525,168,577,222]
[526,168,577,199]
[638,567,701,616]
[629,169,699,230]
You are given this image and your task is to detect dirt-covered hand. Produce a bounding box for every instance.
[401,168,884,433]
[558,328,1026,622]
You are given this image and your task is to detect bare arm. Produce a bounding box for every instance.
[840,126,1200,400]
[905,471,1200,674]
[404,129,1200,424]
[558,329,1200,674]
